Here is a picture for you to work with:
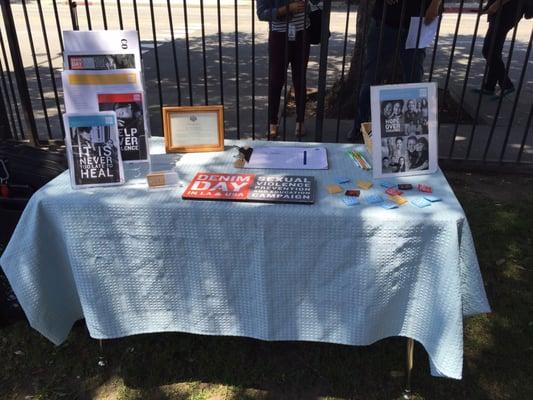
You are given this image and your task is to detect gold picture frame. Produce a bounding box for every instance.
[163,105,224,153]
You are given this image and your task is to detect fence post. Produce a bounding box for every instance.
[69,1,79,30]
[314,0,332,142]
[0,82,12,139]
[0,0,39,145]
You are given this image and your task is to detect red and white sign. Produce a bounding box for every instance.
[182,173,256,201]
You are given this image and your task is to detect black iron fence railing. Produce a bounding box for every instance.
[0,0,531,166]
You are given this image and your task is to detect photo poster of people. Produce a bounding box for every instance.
[64,112,125,189]
[97,93,149,162]
[370,82,438,179]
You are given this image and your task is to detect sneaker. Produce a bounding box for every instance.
[268,124,279,140]
[492,86,515,100]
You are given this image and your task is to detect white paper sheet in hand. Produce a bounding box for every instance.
[244,146,328,170]
[405,17,439,49]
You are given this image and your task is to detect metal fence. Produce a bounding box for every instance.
[0,0,531,166]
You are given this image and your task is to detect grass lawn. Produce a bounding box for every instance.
[1,171,532,400]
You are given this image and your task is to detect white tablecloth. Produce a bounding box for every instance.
[1,138,490,379]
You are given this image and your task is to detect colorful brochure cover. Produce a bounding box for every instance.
[182,173,315,204]
[98,93,148,161]
[64,112,124,189]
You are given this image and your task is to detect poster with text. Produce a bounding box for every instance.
[182,173,315,204]
[98,93,148,162]
[370,82,438,178]
[64,112,124,189]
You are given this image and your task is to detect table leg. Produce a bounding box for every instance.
[97,339,107,367]
[403,338,415,399]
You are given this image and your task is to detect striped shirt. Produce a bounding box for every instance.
[271,12,309,32]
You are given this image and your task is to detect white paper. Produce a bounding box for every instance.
[244,146,328,170]
[62,70,150,162]
[63,30,142,71]
[370,82,439,179]
[62,70,143,112]
[405,17,439,49]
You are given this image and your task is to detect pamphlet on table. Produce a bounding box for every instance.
[63,112,124,189]
[61,30,150,164]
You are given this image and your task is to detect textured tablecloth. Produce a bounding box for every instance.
[1,138,490,379]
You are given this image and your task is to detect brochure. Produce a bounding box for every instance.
[61,70,149,162]
[63,112,125,189]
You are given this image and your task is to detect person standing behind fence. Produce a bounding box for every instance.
[257,0,320,139]
[349,0,442,141]
[475,0,530,98]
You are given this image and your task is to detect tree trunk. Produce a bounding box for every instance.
[326,0,376,119]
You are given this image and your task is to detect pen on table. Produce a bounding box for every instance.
[347,151,360,168]
[355,151,371,170]
[359,152,372,170]
[353,152,367,170]
[303,150,307,165]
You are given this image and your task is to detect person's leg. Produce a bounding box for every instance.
[403,48,426,83]
[482,19,510,91]
[269,31,288,126]
[290,30,310,125]
[400,28,426,83]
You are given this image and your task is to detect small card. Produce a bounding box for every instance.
[345,189,360,197]
[380,181,395,188]
[381,201,399,209]
[335,176,351,184]
[357,180,373,190]
[424,195,442,202]
[417,184,433,193]
[343,196,360,206]
[385,187,403,196]
[389,195,408,205]
[147,171,179,188]
[327,184,344,194]
[365,194,384,204]
[411,197,432,208]
[398,184,413,190]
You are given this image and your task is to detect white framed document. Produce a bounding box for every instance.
[370,82,438,179]
[63,112,125,189]
[163,105,224,153]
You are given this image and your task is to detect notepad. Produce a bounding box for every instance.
[243,146,328,170]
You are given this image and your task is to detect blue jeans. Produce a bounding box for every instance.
[357,18,426,126]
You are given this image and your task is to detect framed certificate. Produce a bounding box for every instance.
[163,105,224,153]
